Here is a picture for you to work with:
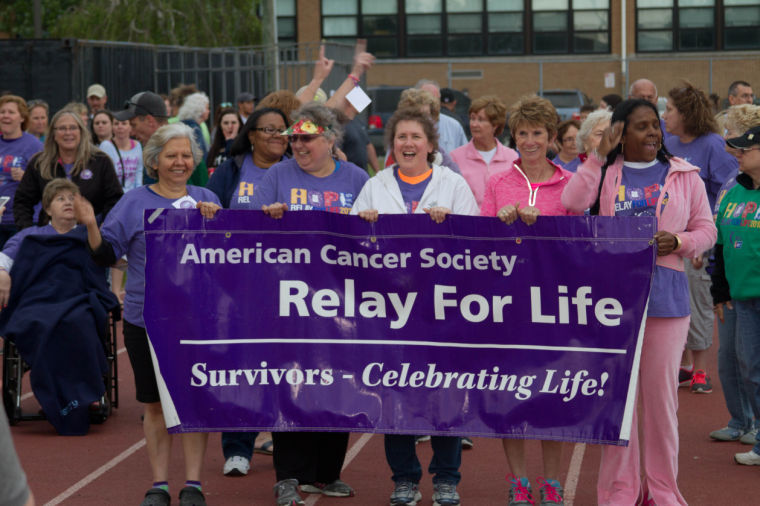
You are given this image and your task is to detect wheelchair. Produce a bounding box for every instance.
[2,305,121,426]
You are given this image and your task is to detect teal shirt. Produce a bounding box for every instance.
[716,178,760,300]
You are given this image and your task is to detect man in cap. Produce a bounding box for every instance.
[440,87,469,137]
[115,91,169,145]
[86,84,108,116]
[236,92,255,126]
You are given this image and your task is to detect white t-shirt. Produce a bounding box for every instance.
[99,140,144,191]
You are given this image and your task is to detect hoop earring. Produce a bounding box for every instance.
[657,141,662,151]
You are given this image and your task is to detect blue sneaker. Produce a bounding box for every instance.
[709,426,744,441]
[432,482,460,506]
[390,481,421,506]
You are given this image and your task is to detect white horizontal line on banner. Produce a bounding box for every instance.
[178,338,626,354]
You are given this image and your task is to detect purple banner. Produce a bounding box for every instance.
[143,210,655,445]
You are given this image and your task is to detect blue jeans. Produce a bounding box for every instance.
[735,298,760,453]
[221,431,258,460]
[718,303,757,431]
[384,435,461,485]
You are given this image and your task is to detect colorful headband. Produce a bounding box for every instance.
[281,119,326,136]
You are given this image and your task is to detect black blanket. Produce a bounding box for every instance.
[0,229,119,435]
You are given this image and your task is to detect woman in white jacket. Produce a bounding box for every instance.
[351,107,476,506]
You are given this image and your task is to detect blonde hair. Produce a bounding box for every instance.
[36,110,99,180]
[0,95,29,131]
[468,95,507,136]
[724,104,760,136]
[398,88,440,122]
[507,95,559,138]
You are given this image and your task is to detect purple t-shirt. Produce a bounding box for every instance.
[394,167,432,213]
[229,154,271,209]
[251,158,369,214]
[551,155,581,173]
[100,185,220,327]
[665,132,738,211]
[0,133,43,225]
[614,159,689,317]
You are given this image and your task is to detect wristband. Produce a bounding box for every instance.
[348,74,360,86]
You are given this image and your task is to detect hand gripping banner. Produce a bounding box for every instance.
[143,210,655,445]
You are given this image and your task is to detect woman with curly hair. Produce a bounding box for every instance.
[663,82,739,395]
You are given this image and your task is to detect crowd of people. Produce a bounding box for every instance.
[1,40,759,506]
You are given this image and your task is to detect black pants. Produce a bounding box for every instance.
[272,431,349,484]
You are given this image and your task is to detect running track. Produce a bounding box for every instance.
[5,322,758,505]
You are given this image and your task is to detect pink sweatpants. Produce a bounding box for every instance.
[597,316,690,506]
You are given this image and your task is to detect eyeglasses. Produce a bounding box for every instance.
[288,134,320,143]
[737,146,760,153]
[54,126,79,132]
[255,126,286,135]
[220,102,232,108]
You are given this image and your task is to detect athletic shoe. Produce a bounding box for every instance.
[415,435,431,444]
[178,486,207,506]
[140,488,170,506]
[537,477,564,505]
[690,369,713,393]
[274,478,305,506]
[461,436,474,449]
[223,455,250,476]
[390,481,422,505]
[709,426,745,441]
[507,475,535,506]
[678,366,693,387]
[735,449,760,465]
[741,428,759,445]
[432,482,460,506]
[300,480,355,497]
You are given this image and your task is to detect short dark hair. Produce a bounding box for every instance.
[384,108,439,164]
[729,80,752,96]
[230,107,289,157]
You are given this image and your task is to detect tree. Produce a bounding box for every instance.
[0,0,80,38]
[2,0,263,47]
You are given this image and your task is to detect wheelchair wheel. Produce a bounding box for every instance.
[2,339,22,425]
[89,394,111,425]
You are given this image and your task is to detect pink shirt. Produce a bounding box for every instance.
[480,159,579,217]
[450,139,518,208]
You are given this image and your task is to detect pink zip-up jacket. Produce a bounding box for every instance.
[561,154,717,271]
[480,158,580,217]
[450,139,519,207]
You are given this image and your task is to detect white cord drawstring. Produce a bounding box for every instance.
[513,163,539,207]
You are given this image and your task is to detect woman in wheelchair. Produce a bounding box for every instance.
[75,123,221,506]
[0,178,81,306]
[0,178,119,436]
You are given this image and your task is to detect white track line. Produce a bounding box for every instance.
[43,438,146,506]
[564,443,586,506]
[19,348,125,402]
[304,433,375,506]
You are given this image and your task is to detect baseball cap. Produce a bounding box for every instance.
[87,84,106,98]
[236,92,255,103]
[114,91,168,121]
[726,125,760,149]
[440,88,455,104]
